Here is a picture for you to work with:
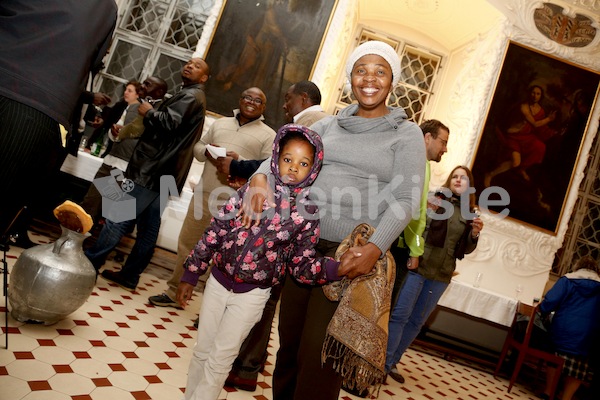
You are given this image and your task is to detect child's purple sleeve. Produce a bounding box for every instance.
[181,195,239,286]
[181,232,212,286]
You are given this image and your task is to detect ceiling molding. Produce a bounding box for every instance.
[357,0,504,50]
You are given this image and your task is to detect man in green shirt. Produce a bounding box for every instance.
[390,119,450,307]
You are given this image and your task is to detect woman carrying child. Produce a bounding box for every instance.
[239,40,426,399]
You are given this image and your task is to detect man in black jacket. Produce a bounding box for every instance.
[0,0,117,236]
[85,58,210,291]
[80,77,169,222]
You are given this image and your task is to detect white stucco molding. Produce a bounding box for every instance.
[311,0,358,108]
[195,0,223,57]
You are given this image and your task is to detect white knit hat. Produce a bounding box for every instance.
[345,40,401,87]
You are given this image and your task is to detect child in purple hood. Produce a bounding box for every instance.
[177,123,341,400]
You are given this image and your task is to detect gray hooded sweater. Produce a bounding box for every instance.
[256,104,426,253]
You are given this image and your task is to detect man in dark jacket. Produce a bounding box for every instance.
[0,0,117,236]
[80,77,168,222]
[84,58,210,291]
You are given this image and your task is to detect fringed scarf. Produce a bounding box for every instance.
[321,223,396,396]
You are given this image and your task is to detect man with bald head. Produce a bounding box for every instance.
[283,80,327,126]
[80,76,169,222]
[85,58,211,291]
[216,80,327,184]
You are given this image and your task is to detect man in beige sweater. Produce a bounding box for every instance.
[151,80,328,392]
[149,87,275,307]
[214,80,328,182]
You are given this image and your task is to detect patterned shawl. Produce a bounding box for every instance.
[321,223,396,396]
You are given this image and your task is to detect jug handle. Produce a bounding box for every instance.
[52,235,68,255]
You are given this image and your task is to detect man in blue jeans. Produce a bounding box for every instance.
[386,119,450,385]
[85,58,210,291]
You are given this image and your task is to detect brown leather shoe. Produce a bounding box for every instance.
[389,367,405,383]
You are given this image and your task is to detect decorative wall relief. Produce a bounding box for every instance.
[487,0,600,70]
[311,0,357,108]
[534,2,596,47]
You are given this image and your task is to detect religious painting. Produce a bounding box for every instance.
[203,0,338,129]
[472,41,600,234]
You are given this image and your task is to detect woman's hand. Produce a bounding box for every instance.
[237,174,274,228]
[107,125,122,142]
[338,243,382,279]
[471,217,483,238]
[176,282,195,309]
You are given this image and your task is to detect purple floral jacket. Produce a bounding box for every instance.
[181,124,340,293]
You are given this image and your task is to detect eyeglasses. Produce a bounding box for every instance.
[241,95,264,106]
[435,136,448,147]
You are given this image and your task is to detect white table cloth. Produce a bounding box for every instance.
[438,279,518,327]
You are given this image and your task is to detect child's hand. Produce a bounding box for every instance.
[176,282,194,309]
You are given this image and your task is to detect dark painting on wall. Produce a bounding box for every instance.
[203,0,338,129]
[472,41,600,234]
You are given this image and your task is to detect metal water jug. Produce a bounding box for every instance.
[9,226,95,325]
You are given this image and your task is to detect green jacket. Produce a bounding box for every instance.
[397,161,430,257]
[417,198,478,283]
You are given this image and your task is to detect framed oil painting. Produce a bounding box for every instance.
[203,0,338,129]
[472,41,600,234]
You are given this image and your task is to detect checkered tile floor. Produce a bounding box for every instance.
[0,231,541,399]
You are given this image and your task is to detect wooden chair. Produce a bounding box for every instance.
[494,303,564,400]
